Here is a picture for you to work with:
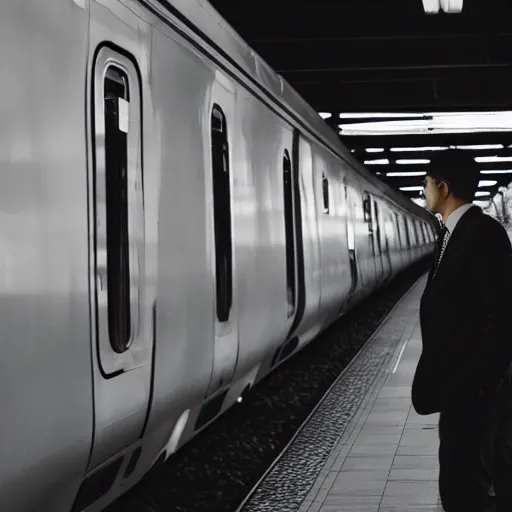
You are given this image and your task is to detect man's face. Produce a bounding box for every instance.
[423,175,447,214]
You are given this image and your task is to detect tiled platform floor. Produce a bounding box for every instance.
[299,275,444,512]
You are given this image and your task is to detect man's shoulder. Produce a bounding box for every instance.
[465,207,510,246]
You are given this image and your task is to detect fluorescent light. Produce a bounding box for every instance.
[400,186,424,191]
[390,146,448,152]
[365,148,385,153]
[396,159,431,164]
[440,0,463,13]
[364,159,389,165]
[339,113,424,119]
[423,0,440,14]
[475,156,512,163]
[475,191,491,197]
[387,171,427,177]
[339,111,512,136]
[455,144,503,150]
[480,170,512,174]
[341,128,512,136]
[478,180,498,187]
[319,112,332,119]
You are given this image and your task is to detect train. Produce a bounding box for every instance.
[0,0,438,510]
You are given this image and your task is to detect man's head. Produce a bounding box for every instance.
[422,150,480,219]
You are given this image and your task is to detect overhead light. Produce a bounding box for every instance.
[396,159,431,164]
[475,191,491,197]
[455,144,504,150]
[364,159,389,165]
[387,171,427,177]
[390,146,448,152]
[341,128,512,136]
[339,111,512,136]
[400,186,424,191]
[365,148,385,153]
[423,0,463,13]
[475,156,512,163]
[440,0,463,13]
[422,0,440,14]
[339,113,424,119]
[479,180,498,187]
[319,112,332,120]
[480,170,512,174]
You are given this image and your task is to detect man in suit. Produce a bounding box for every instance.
[411,150,512,512]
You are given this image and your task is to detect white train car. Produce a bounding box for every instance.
[0,0,437,510]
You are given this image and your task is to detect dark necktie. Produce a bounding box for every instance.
[433,226,450,278]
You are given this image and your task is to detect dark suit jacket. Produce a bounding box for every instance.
[411,206,512,415]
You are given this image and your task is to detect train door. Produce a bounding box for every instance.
[205,74,239,397]
[87,34,154,468]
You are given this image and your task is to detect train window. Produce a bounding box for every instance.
[92,47,146,377]
[211,104,233,323]
[363,192,371,223]
[395,213,402,248]
[102,65,133,353]
[421,223,428,244]
[415,220,423,245]
[283,150,296,317]
[405,220,411,248]
[322,173,330,214]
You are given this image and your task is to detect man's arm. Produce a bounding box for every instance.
[466,219,512,395]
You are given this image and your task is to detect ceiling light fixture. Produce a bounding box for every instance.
[475,156,512,163]
[422,0,463,14]
[422,0,440,14]
[440,0,463,13]
[364,159,389,165]
[386,172,427,177]
[396,159,431,164]
[400,186,424,191]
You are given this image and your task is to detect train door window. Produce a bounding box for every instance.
[102,66,133,353]
[92,47,144,374]
[345,185,355,251]
[283,150,296,317]
[373,200,382,253]
[405,219,411,246]
[409,220,417,246]
[421,223,428,244]
[322,172,330,214]
[395,213,402,248]
[414,221,421,245]
[363,192,371,223]
[211,105,233,323]
[405,220,412,248]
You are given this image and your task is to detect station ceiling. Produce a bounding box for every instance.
[207,0,512,204]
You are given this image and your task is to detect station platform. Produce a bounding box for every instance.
[239,273,445,512]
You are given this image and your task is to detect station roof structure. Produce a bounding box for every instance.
[208,0,512,204]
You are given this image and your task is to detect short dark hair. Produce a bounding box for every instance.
[426,150,480,202]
